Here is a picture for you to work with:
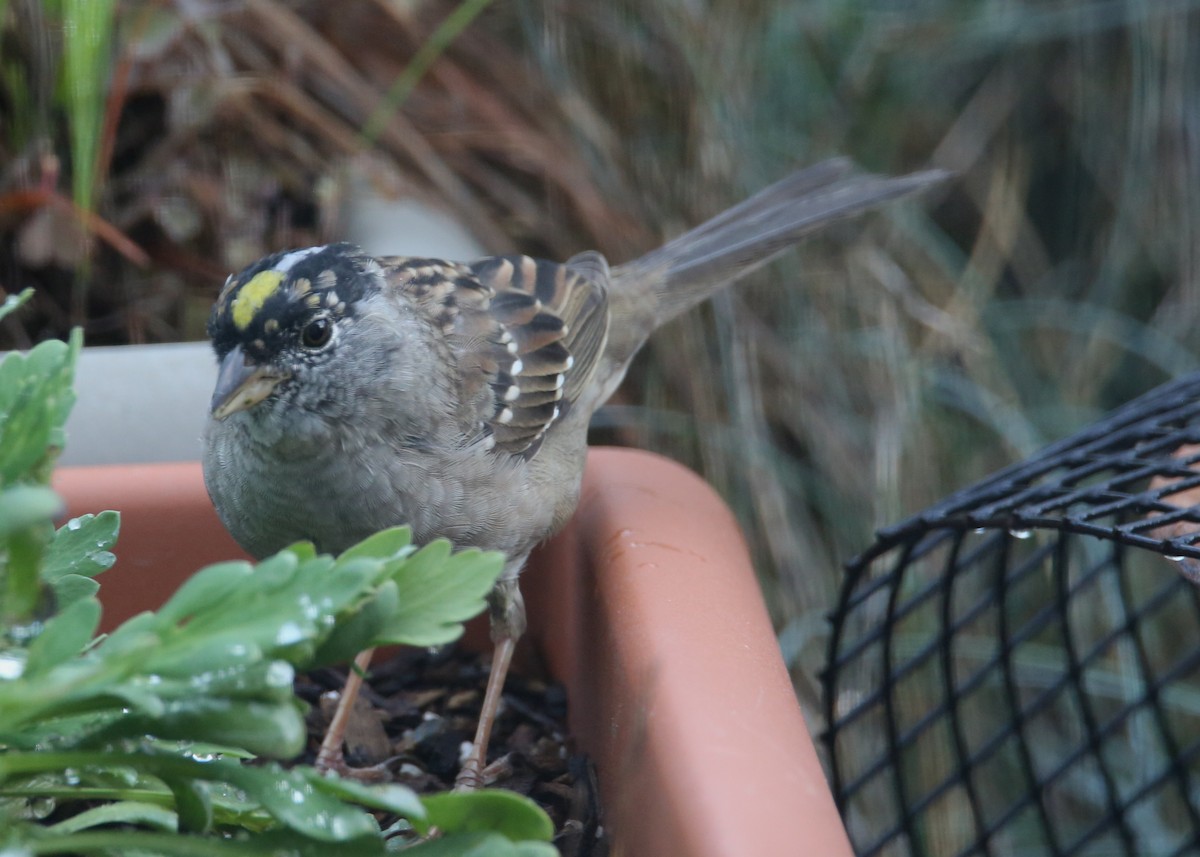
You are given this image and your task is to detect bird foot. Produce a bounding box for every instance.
[455,750,516,791]
[314,745,392,783]
[454,751,483,791]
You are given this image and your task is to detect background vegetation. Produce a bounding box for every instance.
[1,0,1198,780]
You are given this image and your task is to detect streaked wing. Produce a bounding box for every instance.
[470,254,608,455]
[377,253,608,457]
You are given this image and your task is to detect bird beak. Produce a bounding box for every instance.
[210,345,287,420]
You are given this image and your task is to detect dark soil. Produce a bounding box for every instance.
[296,646,608,856]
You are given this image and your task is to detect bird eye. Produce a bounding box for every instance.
[300,316,333,348]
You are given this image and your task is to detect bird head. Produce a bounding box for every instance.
[206,243,381,421]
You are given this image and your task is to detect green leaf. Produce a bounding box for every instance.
[97,700,308,760]
[0,288,32,323]
[182,659,296,702]
[375,542,504,647]
[338,526,415,563]
[399,832,559,857]
[47,799,178,834]
[0,752,384,843]
[310,580,400,667]
[420,790,554,842]
[24,595,100,676]
[0,491,58,621]
[223,763,380,841]
[157,550,373,667]
[94,611,160,657]
[299,769,425,822]
[166,776,214,834]
[43,511,120,581]
[58,663,298,752]
[0,511,528,853]
[0,335,78,486]
[25,336,74,385]
[0,485,62,537]
[155,560,255,625]
[238,830,387,856]
[250,550,303,589]
[141,631,266,677]
[44,330,82,462]
[4,830,385,856]
[155,554,374,669]
[281,540,319,562]
[49,572,101,611]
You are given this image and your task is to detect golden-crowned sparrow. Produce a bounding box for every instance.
[202,158,945,785]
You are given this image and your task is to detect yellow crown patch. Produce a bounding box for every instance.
[232,270,286,330]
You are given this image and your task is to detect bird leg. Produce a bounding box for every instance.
[455,574,526,790]
[315,648,382,777]
[316,570,526,788]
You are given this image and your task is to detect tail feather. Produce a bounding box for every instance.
[655,158,857,251]
[613,161,948,330]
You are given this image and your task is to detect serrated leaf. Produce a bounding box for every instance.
[0,347,27,400]
[43,511,120,581]
[375,543,504,647]
[420,790,554,842]
[145,545,389,685]
[310,580,400,667]
[0,336,77,485]
[338,526,414,563]
[251,550,302,589]
[155,560,255,625]
[24,595,100,675]
[308,556,387,609]
[162,552,360,659]
[42,332,81,459]
[95,611,160,657]
[24,337,70,379]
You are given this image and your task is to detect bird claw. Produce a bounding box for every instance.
[315,747,392,783]
[454,752,483,791]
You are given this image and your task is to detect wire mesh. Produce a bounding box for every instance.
[824,373,1200,856]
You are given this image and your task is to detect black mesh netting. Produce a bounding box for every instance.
[823,373,1200,857]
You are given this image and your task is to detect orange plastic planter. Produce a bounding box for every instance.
[54,447,851,857]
